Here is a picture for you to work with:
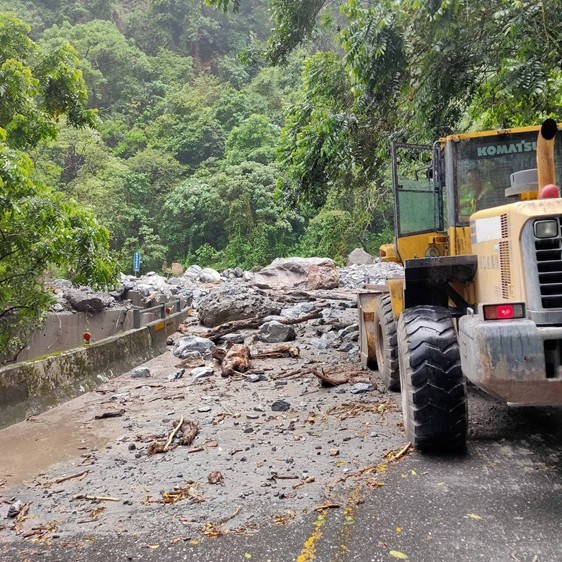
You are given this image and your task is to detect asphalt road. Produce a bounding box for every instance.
[3,388,562,562]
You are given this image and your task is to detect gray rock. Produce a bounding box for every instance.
[198,268,221,284]
[197,284,281,327]
[173,336,215,358]
[191,366,214,381]
[349,382,373,394]
[252,257,339,291]
[321,308,341,324]
[338,342,356,353]
[271,400,291,412]
[346,248,375,266]
[259,321,296,343]
[246,374,262,383]
[338,261,404,288]
[7,500,23,518]
[219,333,245,345]
[65,287,114,313]
[339,323,359,337]
[198,405,212,413]
[280,302,316,319]
[130,367,151,378]
[311,332,338,350]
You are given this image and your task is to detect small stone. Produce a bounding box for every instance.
[259,321,296,343]
[130,367,151,378]
[243,427,254,433]
[198,405,212,413]
[191,366,214,381]
[349,382,373,394]
[335,388,346,394]
[246,374,262,383]
[128,443,136,451]
[271,400,290,412]
[7,500,23,518]
[247,413,259,420]
[329,449,340,456]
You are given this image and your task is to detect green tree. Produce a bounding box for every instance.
[0,14,117,358]
[225,114,278,164]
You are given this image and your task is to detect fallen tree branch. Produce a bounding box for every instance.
[164,416,184,451]
[74,495,120,502]
[310,368,350,386]
[253,343,300,359]
[49,470,89,486]
[221,345,251,377]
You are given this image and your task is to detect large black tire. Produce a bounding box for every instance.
[397,305,467,453]
[374,294,400,391]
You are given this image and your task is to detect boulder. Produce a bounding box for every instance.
[170,262,184,276]
[65,288,114,313]
[252,257,339,291]
[259,321,296,343]
[198,268,222,284]
[173,336,215,358]
[346,248,375,266]
[197,284,281,327]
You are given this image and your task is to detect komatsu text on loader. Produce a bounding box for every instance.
[359,119,562,452]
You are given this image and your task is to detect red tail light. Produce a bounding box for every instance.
[483,303,524,320]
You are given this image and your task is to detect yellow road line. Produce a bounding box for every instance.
[296,511,328,562]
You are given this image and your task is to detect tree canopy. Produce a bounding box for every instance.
[0,12,116,357]
[1,0,559,358]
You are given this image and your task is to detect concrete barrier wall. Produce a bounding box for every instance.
[0,309,188,429]
[15,308,165,362]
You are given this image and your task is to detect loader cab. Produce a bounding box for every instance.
[442,129,562,227]
[390,127,562,262]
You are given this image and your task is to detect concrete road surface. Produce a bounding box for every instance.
[2,386,562,561]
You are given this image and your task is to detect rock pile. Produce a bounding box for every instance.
[46,253,403,315]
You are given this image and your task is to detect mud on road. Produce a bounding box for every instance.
[2,287,562,561]
[0,290,409,556]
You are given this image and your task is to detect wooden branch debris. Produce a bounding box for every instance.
[74,495,120,502]
[94,409,125,419]
[47,470,89,486]
[252,343,300,359]
[148,418,199,455]
[384,442,411,462]
[164,416,184,451]
[310,368,350,386]
[221,344,251,377]
[314,503,341,512]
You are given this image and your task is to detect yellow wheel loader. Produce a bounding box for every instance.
[359,119,562,452]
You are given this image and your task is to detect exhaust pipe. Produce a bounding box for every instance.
[537,118,558,197]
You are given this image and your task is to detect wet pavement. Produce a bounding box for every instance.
[2,302,562,561]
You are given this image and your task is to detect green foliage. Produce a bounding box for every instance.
[41,20,154,112]
[0,13,117,357]
[225,114,278,164]
[297,209,360,264]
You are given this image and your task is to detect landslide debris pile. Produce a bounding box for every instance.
[45,253,403,316]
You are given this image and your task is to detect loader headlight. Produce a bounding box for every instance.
[534,219,559,238]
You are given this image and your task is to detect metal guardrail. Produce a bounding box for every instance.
[132,299,183,329]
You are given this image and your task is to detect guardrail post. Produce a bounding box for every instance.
[160,304,166,319]
[133,308,141,329]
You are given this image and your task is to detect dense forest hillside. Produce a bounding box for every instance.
[1,0,560,354]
